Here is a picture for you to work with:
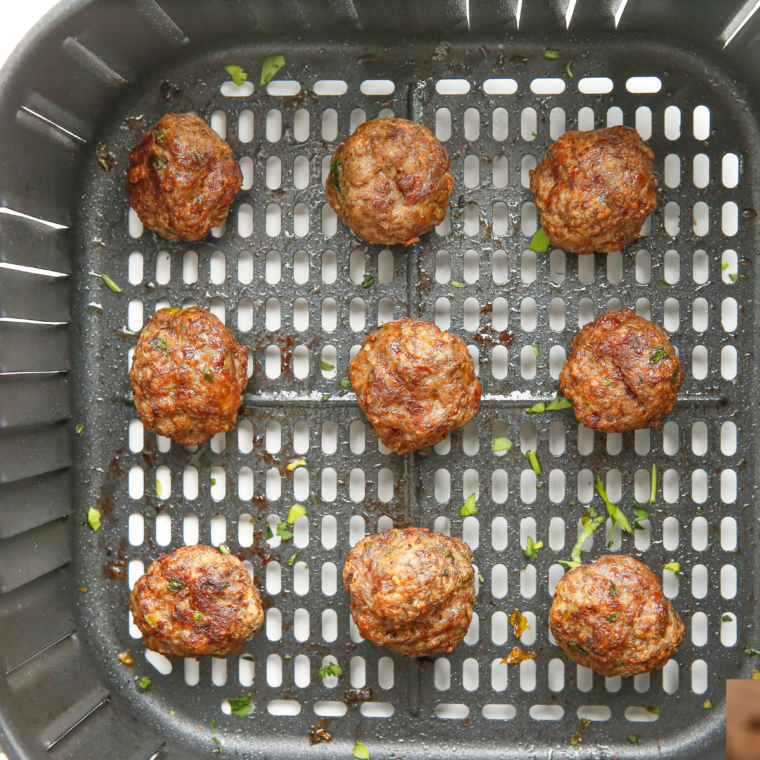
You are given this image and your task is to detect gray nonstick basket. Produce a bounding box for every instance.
[1,0,758,758]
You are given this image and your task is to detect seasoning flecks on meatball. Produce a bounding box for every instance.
[343,528,475,657]
[325,118,453,246]
[530,126,657,254]
[347,318,481,454]
[129,545,264,658]
[126,113,242,241]
[559,309,683,433]
[130,306,248,445]
[549,554,684,677]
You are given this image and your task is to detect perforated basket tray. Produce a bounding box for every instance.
[1,1,759,758]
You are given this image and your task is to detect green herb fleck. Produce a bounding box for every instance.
[444,548,452,557]
[567,641,581,652]
[460,494,478,517]
[288,551,300,567]
[703,700,714,709]
[525,450,541,475]
[645,706,659,715]
[650,345,670,363]
[261,54,285,85]
[317,662,342,679]
[340,377,351,388]
[353,743,370,760]
[607,613,617,622]
[478,572,485,584]
[650,464,657,504]
[633,503,648,530]
[529,228,551,252]
[321,394,329,402]
[657,280,672,289]
[228,693,253,717]
[211,478,217,486]
[492,437,513,453]
[137,676,152,691]
[595,473,632,533]
[194,151,204,164]
[87,507,101,532]
[451,281,466,288]
[203,371,214,382]
[524,536,543,561]
[722,262,729,270]
[628,733,641,744]
[526,401,546,414]
[168,578,187,593]
[328,158,343,199]
[155,131,165,141]
[211,736,223,754]
[722,614,732,622]
[546,395,572,411]
[664,561,681,577]
[169,709,175,716]
[102,274,122,293]
[730,273,738,282]
[276,522,294,541]
[544,49,560,59]
[194,612,203,621]
[209,718,216,729]
[566,59,574,77]
[531,343,539,358]
[218,544,231,555]
[603,380,612,386]
[321,360,335,371]
[362,274,375,289]
[76,423,85,435]
[225,65,248,87]
[609,581,618,597]
[287,504,306,523]
[149,337,170,357]
[155,479,162,498]
[744,645,760,656]
[283,654,291,660]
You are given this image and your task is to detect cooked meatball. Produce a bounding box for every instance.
[343,528,475,657]
[130,306,248,445]
[530,126,656,254]
[129,545,264,658]
[325,118,453,245]
[559,309,683,433]
[347,318,481,454]
[549,554,684,677]
[126,113,242,241]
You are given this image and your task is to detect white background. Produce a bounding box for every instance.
[0,1,61,71]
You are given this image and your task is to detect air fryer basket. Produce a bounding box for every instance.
[1,1,759,758]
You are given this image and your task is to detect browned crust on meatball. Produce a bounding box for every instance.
[347,318,481,454]
[129,545,264,657]
[325,118,453,245]
[530,126,657,254]
[343,528,475,657]
[129,306,248,445]
[126,113,242,241]
[549,554,684,677]
[559,309,683,433]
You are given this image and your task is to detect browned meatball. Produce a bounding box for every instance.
[343,528,475,657]
[130,306,248,445]
[549,555,684,677]
[325,118,453,245]
[347,318,481,454]
[126,113,242,241]
[129,545,264,658]
[530,126,656,254]
[559,309,683,433]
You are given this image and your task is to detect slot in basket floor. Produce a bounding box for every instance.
[70,35,756,760]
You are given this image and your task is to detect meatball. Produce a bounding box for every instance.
[343,528,475,657]
[130,306,248,445]
[530,126,656,254]
[559,309,683,433]
[347,318,481,454]
[325,118,453,246]
[126,113,242,241]
[549,554,684,677]
[129,545,264,658]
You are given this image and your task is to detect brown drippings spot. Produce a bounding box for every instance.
[343,687,373,705]
[309,718,332,744]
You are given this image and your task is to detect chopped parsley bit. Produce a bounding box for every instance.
[328,158,343,199]
[633,503,648,530]
[225,65,248,87]
[288,551,300,567]
[567,641,581,652]
[529,228,551,252]
[451,281,465,288]
[155,479,162,498]
[722,262,729,270]
[544,49,560,59]
[261,54,285,85]
[460,494,478,516]
[607,613,617,622]
[87,507,101,532]
[650,345,670,363]
[210,478,217,486]
[526,401,546,414]
[203,371,214,382]
[478,572,485,584]
[638,376,643,383]
[265,523,274,540]
[603,380,612,386]
[102,274,122,293]
[194,151,204,164]
[352,743,370,760]
[117,650,135,666]
[321,360,335,371]
[321,394,329,402]
[287,504,307,523]
[650,464,657,504]
[531,343,539,357]
[524,536,543,561]
[501,646,536,664]
[209,718,216,729]
[492,437,513,453]
[508,608,530,638]
[609,581,618,598]
[241,654,254,661]
[754,669,760,680]
[169,709,175,717]
[149,337,171,357]
[664,561,681,577]
[211,736,223,754]
[722,614,732,622]
[276,522,294,541]
[317,662,342,679]
[559,505,604,568]
[730,273,738,282]
[525,450,541,475]
[566,59,574,77]
[657,280,672,289]
[362,274,375,288]
[283,654,291,660]
[194,612,203,621]
[137,676,152,691]
[168,578,187,593]
[228,693,253,717]
[79,587,87,593]
[287,459,306,471]
[444,548,452,557]
[595,473,632,533]
[219,581,230,588]
[745,645,760,656]
[570,717,591,746]
[155,131,165,141]
[628,733,641,744]
[645,706,659,715]
[76,423,85,435]
[218,544,231,555]
[546,395,572,411]
[340,377,351,388]
[703,700,714,709]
